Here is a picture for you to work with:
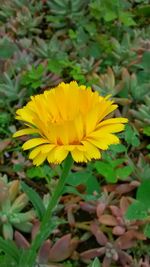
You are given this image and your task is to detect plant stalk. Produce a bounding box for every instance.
[24,154,73,267]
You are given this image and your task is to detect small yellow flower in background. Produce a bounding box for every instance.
[13,81,128,165]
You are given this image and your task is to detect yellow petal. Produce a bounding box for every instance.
[41,144,56,153]
[86,138,109,150]
[85,105,100,134]
[87,134,120,150]
[105,134,120,145]
[22,138,49,150]
[47,149,56,163]
[98,104,118,122]
[82,141,101,159]
[71,148,85,162]
[29,144,55,160]
[95,124,125,134]
[33,153,47,166]
[54,147,69,163]
[74,114,84,141]
[29,146,42,159]
[98,118,128,126]
[16,107,34,124]
[13,128,39,137]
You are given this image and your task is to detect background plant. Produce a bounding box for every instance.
[0,0,150,266]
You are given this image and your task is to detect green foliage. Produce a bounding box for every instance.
[143,126,150,136]
[0,237,20,266]
[94,156,133,183]
[88,257,101,267]
[126,180,150,238]
[22,64,45,89]
[0,38,18,59]
[128,240,150,260]
[21,182,45,220]
[48,58,71,75]
[46,0,89,28]
[0,111,12,136]
[136,4,150,17]
[27,164,54,180]
[123,125,140,147]
[65,169,100,200]
[90,0,135,26]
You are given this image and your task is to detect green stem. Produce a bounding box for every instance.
[25,154,73,267]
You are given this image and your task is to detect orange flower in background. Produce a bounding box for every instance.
[13,81,128,165]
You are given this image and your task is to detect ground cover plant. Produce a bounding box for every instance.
[0,0,150,266]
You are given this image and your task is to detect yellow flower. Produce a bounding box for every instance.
[13,81,128,165]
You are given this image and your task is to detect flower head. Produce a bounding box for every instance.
[13,81,128,165]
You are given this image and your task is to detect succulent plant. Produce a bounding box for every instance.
[80,221,144,266]
[92,67,124,97]
[130,95,150,129]
[110,34,137,66]
[46,0,89,29]
[60,186,145,266]
[0,175,36,240]
[6,6,43,37]
[0,0,43,30]
[98,196,145,238]
[91,66,145,109]
[92,66,149,104]
[14,220,79,265]
[0,73,25,104]
[32,36,69,61]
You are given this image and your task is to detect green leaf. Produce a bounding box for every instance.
[109,158,125,168]
[144,223,150,238]
[95,161,117,183]
[63,185,83,198]
[48,59,66,74]
[0,39,18,59]
[141,51,150,71]
[67,171,89,186]
[136,180,150,207]
[88,43,101,58]
[119,11,136,26]
[0,237,20,263]
[125,201,148,220]
[21,182,46,220]
[27,165,53,179]
[116,165,133,180]
[124,125,140,147]
[0,254,17,267]
[88,257,101,267]
[143,126,150,137]
[136,4,150,17]
[67,171,100,195]
[104,10,117,21]
[147,144,150,150]
[110,144,127,153]
[63,185,98,201]
[13,164,24,172]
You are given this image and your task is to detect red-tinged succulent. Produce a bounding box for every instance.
[138,256,150,267]
[98,196,146,239]
[80,222,134,267]
[102,180,140,195]
[80,191,116,217]
[15,221,79,265]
